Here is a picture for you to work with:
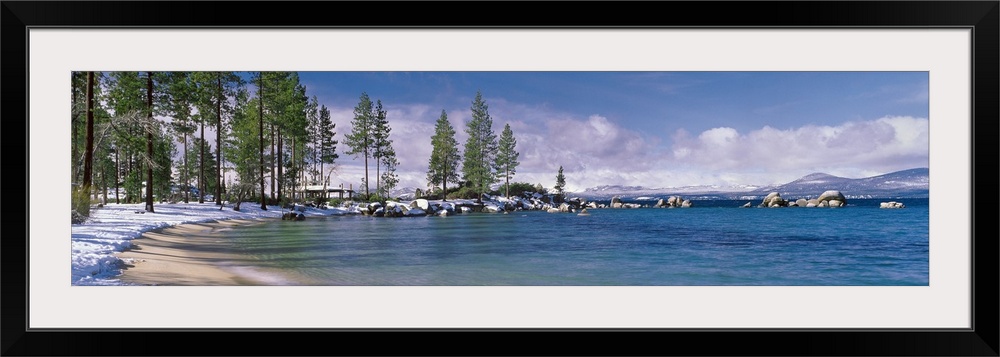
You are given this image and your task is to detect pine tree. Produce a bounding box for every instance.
[344,92,375,199]
[192,71,243,205]
[371,100,393,198]
[305,96,321,183]
[225,85,263,197]
[185,138,219,198]
[555,166,566,195]
[427,110,460,200]
[317,103,339,195]
[379,145,399,198]
[82,72,96,200]
[494,123,520,199]
[106,72,148,204]
[461,91,498,202]
[255,72,267,210]
[161,72,196,203]
[144,72,156,212]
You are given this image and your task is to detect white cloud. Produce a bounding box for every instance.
[668,116,929,184]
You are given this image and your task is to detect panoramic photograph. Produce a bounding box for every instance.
[69,71,930,286]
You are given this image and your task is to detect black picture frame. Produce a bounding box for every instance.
[3,1,997,356]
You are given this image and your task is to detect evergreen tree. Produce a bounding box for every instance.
[106,72,147,203]
[494,123,520,199]
[71,72,87,186]
[254,72,267,210]
[370,100,395,198]
[305,96,321,183]
[82,72,96,200]
[185,138,219,198]
[272,75,309,203]
[461,91,498,202]
[225,85,263,198]
[161,71,196,203]
[427,110,460,200]
[344,92,374,199]
[316,103,339,194]
[192,71,243,205]
[143,71,157,212]
[379,145,399,198]
[554,166,566,195]
[152,128,176,202]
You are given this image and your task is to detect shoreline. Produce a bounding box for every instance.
[70,201,363,285]
[114,217,288,286]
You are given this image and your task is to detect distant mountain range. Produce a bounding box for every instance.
[572,168,930,200]
[388,168,929,201]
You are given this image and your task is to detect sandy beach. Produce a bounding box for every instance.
[115,218,277,286]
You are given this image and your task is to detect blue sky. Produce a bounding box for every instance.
[251,71,929,192]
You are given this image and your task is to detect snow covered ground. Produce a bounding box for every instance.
[71,201,362,286]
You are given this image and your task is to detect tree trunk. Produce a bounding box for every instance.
[277,127,283,203]
[114,148,120,204]
[364,152,370,199]
[72,74,80,185]
[442,157,448,202]
[215,75,223,206]
[505,169,510,199]
[83,72,95,196]
[145,72,155,213]
[376,157,381,198]
[183,133,189,203]
[199,115,205,204]
[259,73,267,210]
[270,123,275,201]
[101,158,108,205]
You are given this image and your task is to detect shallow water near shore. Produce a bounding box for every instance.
[211,199,929,286]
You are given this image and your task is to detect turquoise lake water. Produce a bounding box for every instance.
[217,199,929,286]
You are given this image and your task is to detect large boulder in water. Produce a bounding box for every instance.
[817,190,847,207]
[410,199,430,211]
[880,201,905,209]
[760,192,788,207]
[366,202,383,215]
[404,208,426,216]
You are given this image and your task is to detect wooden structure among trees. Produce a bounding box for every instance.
[297,184,355,200]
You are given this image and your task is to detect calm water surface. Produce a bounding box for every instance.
[218,199,929,286]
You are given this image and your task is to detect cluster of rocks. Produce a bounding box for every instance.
[609,197,643,209]
[596,196,693,209]
[354,190,609,217]
[654,196,692,208]
[281,204,307,220]
[362,200,429,217]
[880,201,906,209]
[545,202,590,213]
[497,192,596,212]
[744,190,848,208]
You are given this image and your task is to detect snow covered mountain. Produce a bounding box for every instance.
[572,168,930,200]
[749,168,929,199]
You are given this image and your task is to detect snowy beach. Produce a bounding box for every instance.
[71,202,361,285]
[70,191,561,286]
